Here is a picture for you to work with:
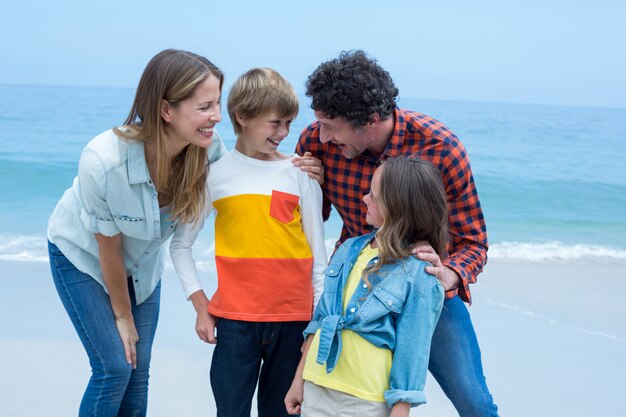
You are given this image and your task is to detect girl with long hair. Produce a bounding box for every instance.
[285,157,447,417]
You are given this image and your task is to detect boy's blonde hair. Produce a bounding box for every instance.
[227,68,299,135]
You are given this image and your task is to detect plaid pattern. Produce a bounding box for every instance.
[296,108,488,303]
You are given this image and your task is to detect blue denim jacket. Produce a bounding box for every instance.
[48,129,226,304]
[304,232,444,408]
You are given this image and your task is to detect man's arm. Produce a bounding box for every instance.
[439,140,488,303]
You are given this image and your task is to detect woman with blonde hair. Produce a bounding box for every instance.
[47,49,225,416]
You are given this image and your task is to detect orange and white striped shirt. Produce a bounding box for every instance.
[206,149,326,322]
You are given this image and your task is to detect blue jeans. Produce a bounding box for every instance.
[48,241,160,417]
[429,296,499,417]
[210,318,308,417]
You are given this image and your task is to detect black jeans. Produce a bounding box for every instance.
[210,318,307,417]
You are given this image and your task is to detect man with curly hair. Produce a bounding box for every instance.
[295,50,499,416]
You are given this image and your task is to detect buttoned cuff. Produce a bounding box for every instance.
[384,389,426,408]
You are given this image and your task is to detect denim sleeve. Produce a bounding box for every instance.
[384,277,444,408]
[77,148,120,237]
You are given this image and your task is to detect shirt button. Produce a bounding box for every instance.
[154,221,159,225]
[362,284,368,289]
[329,269,335,273]
[387,300,393,306]
[144,252,149,256]
[373,259,378,264]
[350,307,356,313]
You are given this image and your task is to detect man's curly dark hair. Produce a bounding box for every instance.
[305,50,399,126]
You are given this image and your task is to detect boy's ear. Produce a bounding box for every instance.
[160,100,173,123]
[235,111,248,127]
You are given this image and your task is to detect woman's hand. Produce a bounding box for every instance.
[94,232,138,367]
[284,378,304,415]
[115,315,139,368]
[292,152,325,185]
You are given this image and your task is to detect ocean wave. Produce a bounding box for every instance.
[489,241,626,260]
[0,235,49,262]
[2,234,625,264]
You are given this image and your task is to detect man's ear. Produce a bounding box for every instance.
[366,113,381,127]
[160,100,172,123]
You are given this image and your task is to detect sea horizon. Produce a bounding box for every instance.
[1,83,625,263]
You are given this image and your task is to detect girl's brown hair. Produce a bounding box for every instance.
[114,49,223,223]
[364,157,449,285]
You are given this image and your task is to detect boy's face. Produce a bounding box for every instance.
[235,112,295,160]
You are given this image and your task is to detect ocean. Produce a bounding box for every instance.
[1,83,625,263]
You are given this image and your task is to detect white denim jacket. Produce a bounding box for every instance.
[47,129,226,304]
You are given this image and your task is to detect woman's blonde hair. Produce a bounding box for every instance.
[114,49,223,224]
[364,157,449,286]
[227,67,299,135]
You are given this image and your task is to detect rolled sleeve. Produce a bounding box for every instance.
[77,148,120,237]
[384,389,426,408]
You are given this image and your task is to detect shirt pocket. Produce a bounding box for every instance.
[112,214,146,239]
[269,190,299,224]
[322,263,343,295]
[361,285,404,321]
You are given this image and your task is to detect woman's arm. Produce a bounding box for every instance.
[94,232,138,369]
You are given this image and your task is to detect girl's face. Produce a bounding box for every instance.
[161,74,222,155]
[363,166,384,228]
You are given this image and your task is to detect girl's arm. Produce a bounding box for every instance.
[384,274,444,409]
[285,335,314,415]
[94,232,138,368]
[390,401,410,417]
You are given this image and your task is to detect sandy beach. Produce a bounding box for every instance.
[1,257,624,417]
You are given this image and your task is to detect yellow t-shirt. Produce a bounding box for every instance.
[303,244,392,402]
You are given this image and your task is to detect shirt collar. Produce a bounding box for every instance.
[359,108,406,163]
[127,140,151,184]
[382,107,406,158]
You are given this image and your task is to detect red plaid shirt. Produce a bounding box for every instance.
[296,108,488,303]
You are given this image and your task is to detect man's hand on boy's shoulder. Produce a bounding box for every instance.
[292,151,325,185]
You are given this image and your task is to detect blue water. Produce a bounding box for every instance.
[1,83,625,261]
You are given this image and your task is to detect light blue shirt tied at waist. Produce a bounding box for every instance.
[47,129,226,304]
[304,232,445,408]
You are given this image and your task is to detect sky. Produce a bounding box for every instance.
[1,0,625,108]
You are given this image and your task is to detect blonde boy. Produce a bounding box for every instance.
[206,68,325,417]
